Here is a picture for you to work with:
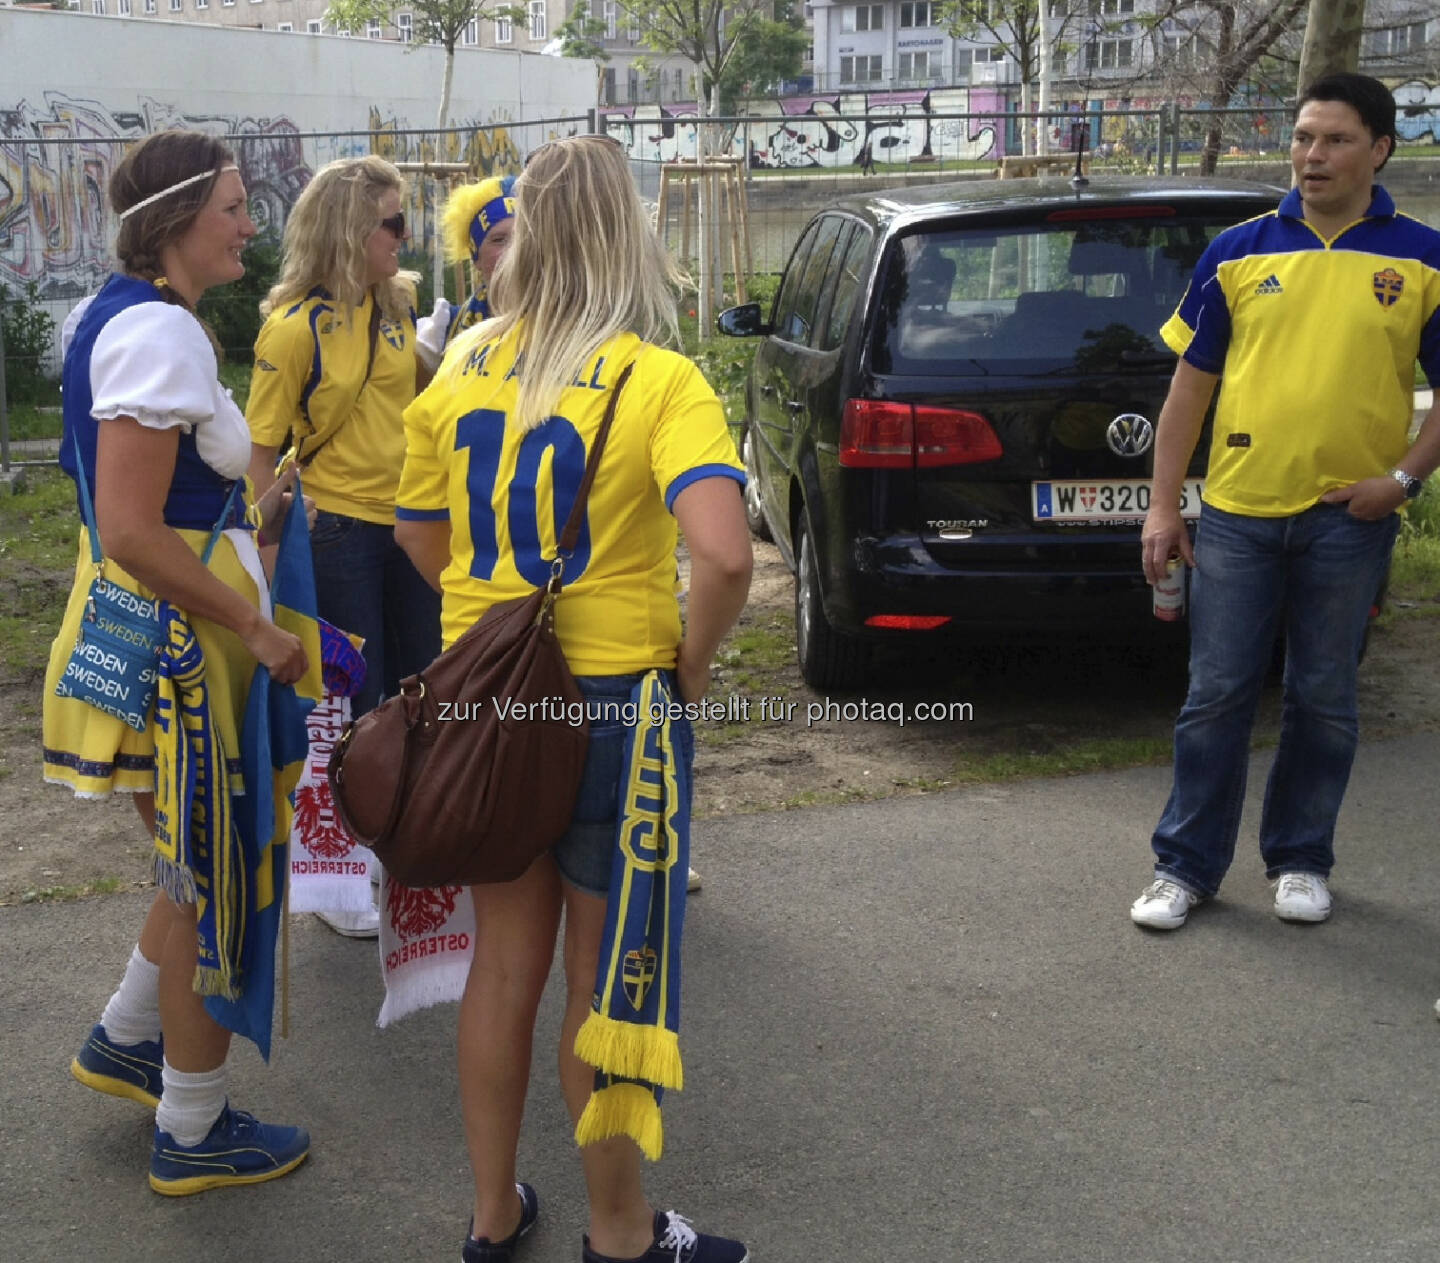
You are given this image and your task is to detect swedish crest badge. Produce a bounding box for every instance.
[1373,267,1405,308]
[622,946,658,1010]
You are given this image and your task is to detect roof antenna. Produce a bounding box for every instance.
[1071,117,1090,188]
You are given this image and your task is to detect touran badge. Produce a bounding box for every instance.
[1106,413,1154,458]
[1373,267,1404,307]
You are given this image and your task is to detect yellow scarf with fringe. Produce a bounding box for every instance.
[574,670,690,1161]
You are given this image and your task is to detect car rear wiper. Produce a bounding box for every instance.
[1118,349,1178,366]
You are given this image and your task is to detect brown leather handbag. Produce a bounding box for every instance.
[327,363,634,888]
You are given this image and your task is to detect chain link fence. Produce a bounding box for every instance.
[6,103,1437,466]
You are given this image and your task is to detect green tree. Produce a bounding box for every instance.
[937,0,1083,154]
[713,0,808,114]
[323,0,524,137]
[556,3,612,98]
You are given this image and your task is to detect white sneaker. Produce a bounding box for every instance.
[686,866,702,894]
[1130,878,1201,930]
[314,905,381,939]
[1273,872,1332,923]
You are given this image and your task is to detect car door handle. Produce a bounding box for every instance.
[785,400,804,414]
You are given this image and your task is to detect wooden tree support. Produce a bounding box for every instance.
[655,157,753,305]
[394,160,478,303]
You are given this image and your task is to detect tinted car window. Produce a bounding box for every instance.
[818,223,872,353]
[777,215,847,346]
[870,216,1229,375]
[770,219,821,343]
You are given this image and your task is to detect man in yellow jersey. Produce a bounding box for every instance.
[1130,73,1440,931]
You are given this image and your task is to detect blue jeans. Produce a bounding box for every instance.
[1151,501,1399,896]
[310,510,441,717]
[553,672,694,897]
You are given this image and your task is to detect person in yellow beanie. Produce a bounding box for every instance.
[415,174,515,371]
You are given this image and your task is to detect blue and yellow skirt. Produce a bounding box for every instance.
[42,529,265,799]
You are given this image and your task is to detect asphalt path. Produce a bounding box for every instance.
[3,732,1439,1263]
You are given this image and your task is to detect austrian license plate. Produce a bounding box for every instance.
[1031,478,1204,523]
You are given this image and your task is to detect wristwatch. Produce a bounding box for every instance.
[1389,468,1424,499]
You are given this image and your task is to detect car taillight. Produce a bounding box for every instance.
[864,615,952,630]
[840,400,1001,469]
[914,406,1002,467]
[839,400,913,468]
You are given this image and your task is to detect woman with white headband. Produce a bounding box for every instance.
[47,128,312,1194]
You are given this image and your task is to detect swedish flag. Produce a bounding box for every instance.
[204,489,323,1059]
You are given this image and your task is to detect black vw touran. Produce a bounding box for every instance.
[719,176,1282,690]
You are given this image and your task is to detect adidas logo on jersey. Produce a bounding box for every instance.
[1254,274,1283,295]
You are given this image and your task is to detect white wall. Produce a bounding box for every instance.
[0,6,595,300]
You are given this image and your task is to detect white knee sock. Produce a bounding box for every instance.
[155,1062,227,1146]
[98,946,162,1045]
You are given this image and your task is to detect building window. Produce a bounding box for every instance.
[839,54,883,82]
[603,0,617,39]
[118,0,131,14]
[90,0,105,14]
[195,0,206,9]
[527,0,545,39]
[366,17,381,36]
[674,67,684,97]
[397,11,412,40]
[898,50,930,78]
[627,67,639,100]
[168,0,180,10]
[627,13,638,39]
[1085,37,1132,69]
[840,3,882,32]
[492,15,508,41]
[899,1,931,27]
[1091,0,1134,12]
[603,67,616,104]
[278,19,292,28]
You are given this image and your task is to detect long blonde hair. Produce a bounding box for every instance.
[488,136,687,431]
[261,155,417,321]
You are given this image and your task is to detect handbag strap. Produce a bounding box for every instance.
[71,429,244,571]
[550,360,635,591]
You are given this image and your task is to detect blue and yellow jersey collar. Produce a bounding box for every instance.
[1278,183,1395,223]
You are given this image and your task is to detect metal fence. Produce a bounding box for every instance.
[5,101,1437,466]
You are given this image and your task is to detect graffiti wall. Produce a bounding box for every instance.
[1396,81,1440,142]
[0,6,592,301]
[603,87,1005,169]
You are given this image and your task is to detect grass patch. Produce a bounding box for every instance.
[716,611,796,692]
[951,736,1174,784]
[0,465,78,678]
[16,876,132,905]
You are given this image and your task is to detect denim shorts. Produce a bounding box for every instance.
[552,672,694,897]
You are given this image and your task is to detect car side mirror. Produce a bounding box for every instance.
[716,303,771,337]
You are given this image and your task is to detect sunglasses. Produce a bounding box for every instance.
[378,211,406,238]
[524,133,625,168]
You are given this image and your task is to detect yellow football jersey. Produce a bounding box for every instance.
[397,328,743,673]
[247,288,417,524]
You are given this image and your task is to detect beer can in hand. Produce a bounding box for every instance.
[1153,558,1185,621]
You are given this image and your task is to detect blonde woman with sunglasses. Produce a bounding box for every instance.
[245,155,441,936]
[395,134,753,1263]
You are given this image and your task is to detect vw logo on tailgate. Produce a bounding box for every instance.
[1105,413,1154,457]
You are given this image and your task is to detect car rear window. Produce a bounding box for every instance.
[869,212,1237,375]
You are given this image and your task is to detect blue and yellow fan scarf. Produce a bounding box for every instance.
[445,289,493,343]
[152,606,246,1000]
[574,670,690,1161]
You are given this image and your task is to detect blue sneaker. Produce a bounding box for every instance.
[149,1104,309,1196]
[463,1182,539,1261]
[70,1023,163,1108]
[582,1211,749,1263]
